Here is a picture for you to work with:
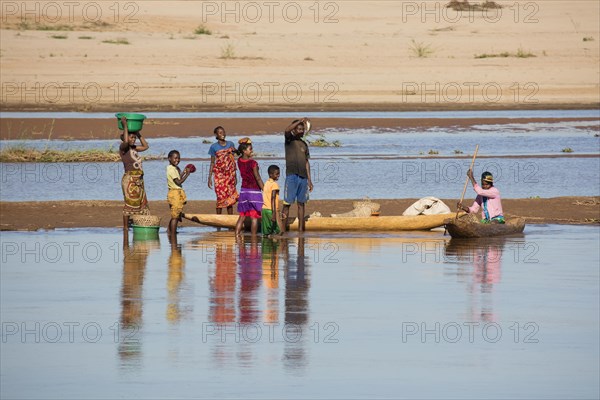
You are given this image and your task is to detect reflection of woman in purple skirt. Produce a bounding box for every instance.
[235,138,264,236]
[238,238,262,323]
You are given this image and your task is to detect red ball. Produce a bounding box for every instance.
[185,164,196,173]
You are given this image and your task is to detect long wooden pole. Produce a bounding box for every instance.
[456,144,479,220]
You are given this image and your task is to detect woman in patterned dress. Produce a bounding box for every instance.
[119,115,150,232]
[208,126,239,214]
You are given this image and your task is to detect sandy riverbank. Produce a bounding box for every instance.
[1,1,598,111]
[1,116,599,141]
[1,197,598,231]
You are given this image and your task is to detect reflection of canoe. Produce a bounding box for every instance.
[184,213,457,231]
[445,215,525,238]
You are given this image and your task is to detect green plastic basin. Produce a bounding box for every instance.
[116,113,146,132]
[132,225,159,240]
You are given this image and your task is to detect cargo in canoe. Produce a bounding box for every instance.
[183,213,457,231]
[444,214,525,238]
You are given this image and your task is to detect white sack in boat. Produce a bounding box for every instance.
[402,197,451,216]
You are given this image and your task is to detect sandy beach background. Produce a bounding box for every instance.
[1,0,599,111]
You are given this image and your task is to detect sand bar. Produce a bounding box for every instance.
[2,197,598,231]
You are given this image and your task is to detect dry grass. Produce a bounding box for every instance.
[220,44,236,59]
[307,134,341,147]
[475,48,536,59]
[102,38,130,45]
[194,25,212,35]
[10,21,112,31]
[0,147,163,162]
[447,0,502,11]
[409,39,434,58]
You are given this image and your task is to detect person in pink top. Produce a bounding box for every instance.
[457,169,505,224]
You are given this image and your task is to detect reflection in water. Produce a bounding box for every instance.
[207,236,238,366]
[262,238,280,323]
[119,235,160,367]
[445,237,507,322]
[205,234,311,370]
[167,236,186,324]
[239,237,262,324]
[209,239,237,324]
[3,227,599,398]
[281,237,310,370]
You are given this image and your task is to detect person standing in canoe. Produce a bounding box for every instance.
[457,169,505,224]
[235,138,264,236]
[281,118,313,233]
[119,115,150,232]
[208,126,239,215]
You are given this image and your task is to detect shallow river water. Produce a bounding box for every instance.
[1,117,599,201]
[1,225,598,399]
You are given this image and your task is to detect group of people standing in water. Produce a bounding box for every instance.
[119,116,315,238]
[118,115,504,238]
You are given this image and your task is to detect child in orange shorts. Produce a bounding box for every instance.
[167,150,195,236]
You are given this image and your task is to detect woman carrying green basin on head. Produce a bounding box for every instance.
[119,115,150,232]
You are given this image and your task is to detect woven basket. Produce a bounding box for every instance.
[131,215,161,227]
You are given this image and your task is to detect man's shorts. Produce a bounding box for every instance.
[261,208,280,235]
[283,174,309,205]
[167,189,187,219]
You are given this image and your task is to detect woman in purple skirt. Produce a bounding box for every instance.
[235,138,264,236]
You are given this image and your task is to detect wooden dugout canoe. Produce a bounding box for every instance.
[444,216,526,238]
[183,213,457,231]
